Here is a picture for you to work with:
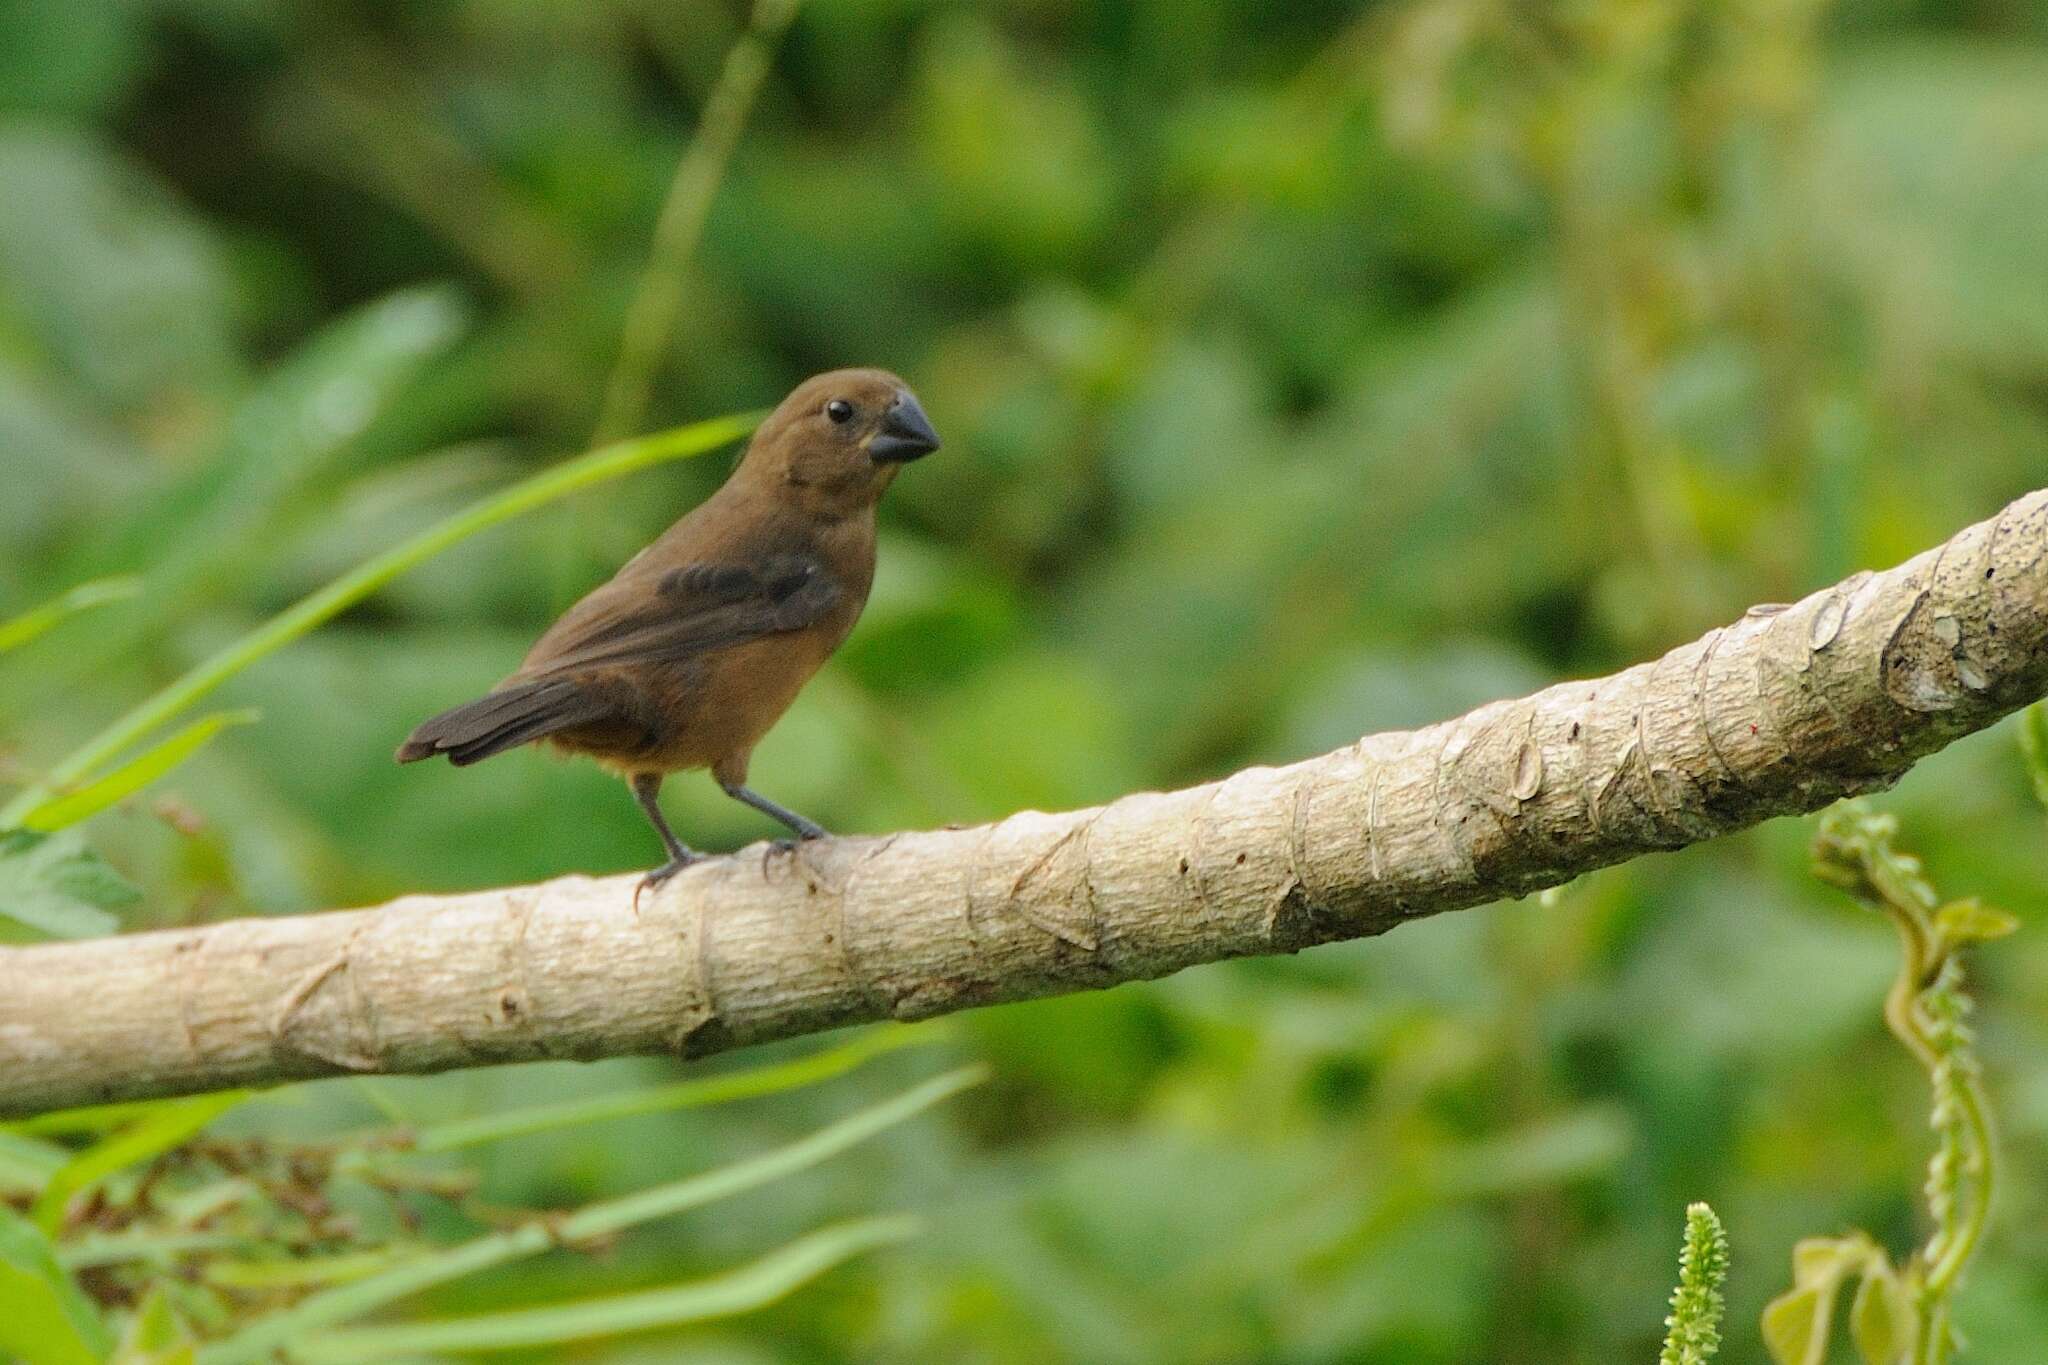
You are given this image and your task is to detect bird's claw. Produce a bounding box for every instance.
[759,831,824,878]
[632,854,700,914]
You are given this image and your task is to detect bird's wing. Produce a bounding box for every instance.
[519,552,843,678]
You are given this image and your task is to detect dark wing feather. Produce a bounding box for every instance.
[396,553,843,767]
[395,678,616,766]
[519,552,841,679]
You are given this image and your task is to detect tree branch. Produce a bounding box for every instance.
[5,490,2046,1117]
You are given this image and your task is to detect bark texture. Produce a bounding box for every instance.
[4,489,2046,1117]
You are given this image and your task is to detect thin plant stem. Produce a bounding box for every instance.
[590,0,802,446]
[1926,1074,1994,1298]
[1812,804,2004,1365]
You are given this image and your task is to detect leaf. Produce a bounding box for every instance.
[0,1131,71,1193]
[196,1067,983,1365]
[2018,702,2048,812]
[21,710,259,833]
[1850,1266,1912,1365]
[0,575,142,653]
[1933,897,2020,949]
[0,827,138,939]
[4,1098,192,1138]
[412,1024,942,1151]
[1761,1286,1836,1365]
[1430,1106,1632,1197]
[0,128,237,406]
[288,1215,920,1361]
[59,1231,250,1272]
[112,1286,196,1365]
[203,1249,410,1290]
[1790,1234,1865,1289]
[0,1204,113,1365]
[72,285,470,594]
[1818,45,2048,371]
[33,1091,252,1235]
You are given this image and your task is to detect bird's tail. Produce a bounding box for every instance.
[395,679,613,767]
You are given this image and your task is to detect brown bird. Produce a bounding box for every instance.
[397,368,940,889]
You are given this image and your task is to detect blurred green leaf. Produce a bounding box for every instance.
[1817,43,2048,371]
[1761,1285,1832,1365]
[1789,1236,1863,1290]
[0,574,140,653]
[22,710,259,833]
[0,1,147,119]
[111,1285,195,1365]
[59,1232,251,1273]
[0,827,138,939]
[2017,703,2048,812]
[0,127,236,406]
[197,1067,983,1365]
[413,1025,943,1151]
[1433,1106,1633,1197]
[0,1131,69,1193]
[5,1099,194,1139]
[1932,896,2020,950]
[290,1215,919,1360]
[69,286,469,597]
[1849,1264,1910,1365]
[914,13,1115,266]
[1764,1234,1884,1365]
[203,1249,409,1290]
[0,1203,113,1365]
[33,1092,252,1235]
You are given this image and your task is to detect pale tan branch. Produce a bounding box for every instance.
[5,490,2047,1117]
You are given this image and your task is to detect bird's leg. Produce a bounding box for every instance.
[631,773,700,897]
[719,781,828,846]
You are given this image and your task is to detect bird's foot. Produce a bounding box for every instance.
[632,853,702,913]
[760,829,825,877]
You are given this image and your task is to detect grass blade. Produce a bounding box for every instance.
[0,411,758,828]
[33,1092,251,1235]
[59,1231,252,1271]
[293,1214,917,1361]
[592,0,800,444]
[4,1098,201,1138]
[0,1205,113,1364]
[0,576,142,654]
[412,1025,942,1151]
[197,1066,983,1365]
[22,709,259,833]
[203,1248,412,1290]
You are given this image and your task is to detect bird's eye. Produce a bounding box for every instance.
[825,399,854,424]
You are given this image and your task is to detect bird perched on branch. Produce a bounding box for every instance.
[397,368,940,891]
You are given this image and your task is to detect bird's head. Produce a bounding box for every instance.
[740,368,941,513]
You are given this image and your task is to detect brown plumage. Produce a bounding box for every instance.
[397,368,940,888]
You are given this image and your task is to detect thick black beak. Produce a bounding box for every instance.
[868,392,941,463]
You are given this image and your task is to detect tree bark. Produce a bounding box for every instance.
[4,490,2046,1118]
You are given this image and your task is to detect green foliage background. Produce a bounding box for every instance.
[3,0,2048,1359]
